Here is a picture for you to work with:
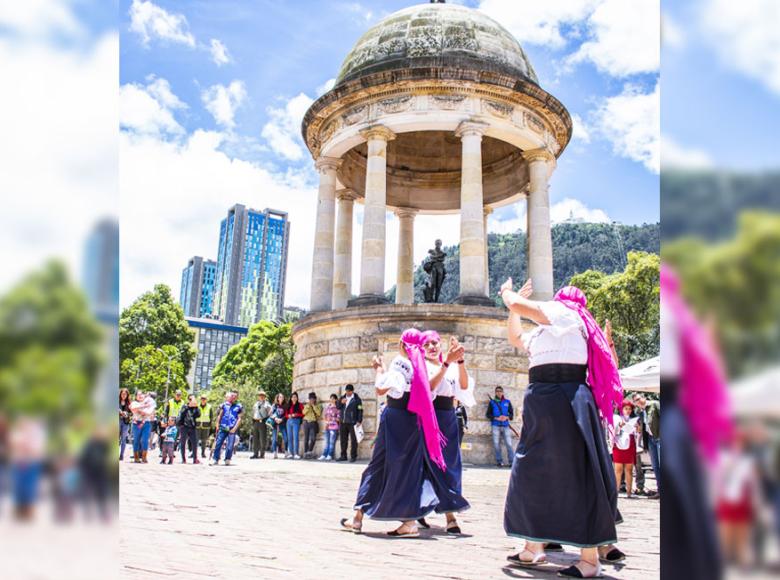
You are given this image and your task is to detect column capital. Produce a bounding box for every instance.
[455,119,489,139]
[394,207,419,220]
[483,205,494,217]
[336,188,359,202]
[522,147,556,165]
[315,156,342,173]
[360,125,396,143]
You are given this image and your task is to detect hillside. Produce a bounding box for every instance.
[387,222,660,304]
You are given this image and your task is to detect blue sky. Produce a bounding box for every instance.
[119,0,663,308]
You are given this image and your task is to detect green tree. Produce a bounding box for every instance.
[0,260,103,420]
[212,321,294,398]
[663,212,780,378]
[120,344,188,401]
[570,251,660,366]
[119,284,195,374]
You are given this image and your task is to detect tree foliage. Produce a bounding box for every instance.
[211,321,294,399]
[0,260,103,420]
[570,251,660,366]
[119,284,195,374]
[663,211,780,378]
[406,222,659,305]
[120,344,188,399]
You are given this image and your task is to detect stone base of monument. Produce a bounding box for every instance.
[292,303,529,465]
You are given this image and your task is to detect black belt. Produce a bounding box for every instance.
[433,396,455,410]
[386,392,410,409]
[529,363,587,384]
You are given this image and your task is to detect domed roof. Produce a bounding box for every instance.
[335,3,538,86]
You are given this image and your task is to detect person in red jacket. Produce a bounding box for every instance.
[285,392,304,459]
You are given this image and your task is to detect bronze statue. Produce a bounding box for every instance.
[422,239,447,303]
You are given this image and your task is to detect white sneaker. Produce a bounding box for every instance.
[224,459,231,466]
[325,456,332,461]
[318,455,326,461]
[273,452,278,459]
[210,460,219,466]
[294,455,301,460]
[284,453,291,459]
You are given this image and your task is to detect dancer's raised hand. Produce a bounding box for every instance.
[518,278,533,299]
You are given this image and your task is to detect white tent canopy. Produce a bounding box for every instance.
[619,356,660,393]
[730,366,780,418]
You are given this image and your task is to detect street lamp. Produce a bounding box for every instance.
[157,347,180,404]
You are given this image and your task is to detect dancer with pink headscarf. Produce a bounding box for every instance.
[500,278,624,578]
[340,328,466,538]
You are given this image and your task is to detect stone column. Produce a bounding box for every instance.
[524,148,556,300]
[483,206,493,296]
[309,156,341,311]
[395,208,417,305]
[353,126,395,306]
[454,120,493,306]
[332,188,357,309]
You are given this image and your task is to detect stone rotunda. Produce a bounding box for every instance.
[292,1,572,462]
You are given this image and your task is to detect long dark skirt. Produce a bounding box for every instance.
[504,381,620,547]
[661,381,722,580]
[354,407,440,520]
[428,408,470,514]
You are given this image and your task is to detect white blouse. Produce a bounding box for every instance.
[521,301,588,368]
[427,360,477,407]
[375,355,413,399]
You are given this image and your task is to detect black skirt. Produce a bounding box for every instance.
[354,405,440,521]
[428,401,470,514]
[504,378,620,547]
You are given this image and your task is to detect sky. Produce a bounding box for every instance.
[118,0,665,310]
[0,1,774,313]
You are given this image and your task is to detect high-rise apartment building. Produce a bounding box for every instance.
[179,257,217,318]
[212,205,289,326]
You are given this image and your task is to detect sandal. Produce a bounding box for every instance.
[339,517,362,534]
[599,547,626,563]
[557,562,603,578]
[445,521,462,535]
[387,525,419,538]
[507,548,547,567]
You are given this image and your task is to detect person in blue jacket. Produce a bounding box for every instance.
[486,386,514,467]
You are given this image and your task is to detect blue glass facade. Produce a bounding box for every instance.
[179,257,217,318]
[185,317,248,392]
[212,205,289,326]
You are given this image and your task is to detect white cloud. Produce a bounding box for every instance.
[479,0,598,48]
[201,81,247,128]
[0,32,118,290]
[120,76,186,137]
[661,135,714,170]
[662,11,685,50]
[0,0,84,39]
[128,0,195,47]
[209,38,231,66]
[701,0,780,95]
[571,113,591,143]
[261,93,314,161]
[592,82,660,173]
[551,198,611,223]
[316,78,336,96]
[567,0,659,77]
[121,128,320,308]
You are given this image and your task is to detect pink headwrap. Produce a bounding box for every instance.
[660,264,733,463]
[554,286,624,430]
[401,328,447,471]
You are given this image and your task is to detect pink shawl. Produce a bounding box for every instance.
[554,286,624,430]
[402,328,447,471]
[660,264,733,463]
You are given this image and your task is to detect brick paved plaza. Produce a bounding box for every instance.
[120,454,659,579]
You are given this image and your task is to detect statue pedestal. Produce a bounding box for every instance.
[292,303,529,465]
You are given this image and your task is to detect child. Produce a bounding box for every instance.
[160,418,178,465]
[319,394,340,461]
